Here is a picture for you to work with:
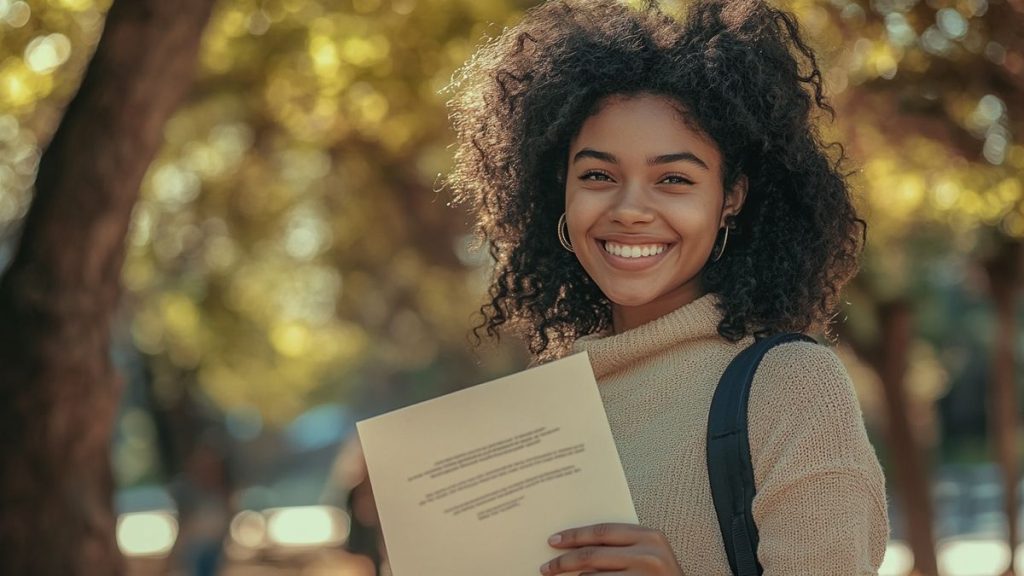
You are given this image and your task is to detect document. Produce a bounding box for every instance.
[356,352,638,576]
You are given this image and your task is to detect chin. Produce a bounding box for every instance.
[602,290,660,308]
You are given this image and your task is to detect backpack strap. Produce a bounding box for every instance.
[706,332,816,576]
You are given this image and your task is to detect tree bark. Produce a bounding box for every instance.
[875,301,939,576]
[983,238,1022,576]
[0,0,216,573]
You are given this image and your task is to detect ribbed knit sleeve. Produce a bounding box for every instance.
[747,341,889,575]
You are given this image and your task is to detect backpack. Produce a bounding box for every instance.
[706,332,816,576]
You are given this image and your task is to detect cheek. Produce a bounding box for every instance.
[667,200,721,240]
[564,191,597,229]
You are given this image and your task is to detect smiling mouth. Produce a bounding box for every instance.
[602,241,668,259]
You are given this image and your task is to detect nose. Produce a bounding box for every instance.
[609,181,654,225]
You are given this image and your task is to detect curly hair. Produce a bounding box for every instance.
[446,0,865,358]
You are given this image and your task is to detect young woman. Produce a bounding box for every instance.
[446,0,889,574]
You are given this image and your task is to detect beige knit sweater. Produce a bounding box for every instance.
[573,294,889,575]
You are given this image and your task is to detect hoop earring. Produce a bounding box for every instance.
[557,212,574,253]
[710,225,730,263]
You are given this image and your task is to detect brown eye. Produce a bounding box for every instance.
[581,170,613,182]
[661,175,694,185]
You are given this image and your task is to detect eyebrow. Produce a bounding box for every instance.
[572,148,709,171]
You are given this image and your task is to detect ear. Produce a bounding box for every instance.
[722,175,748,226]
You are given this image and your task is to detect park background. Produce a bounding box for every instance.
[0,0,1022,574]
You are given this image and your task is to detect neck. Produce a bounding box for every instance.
[611,284,708,334]
[574,292,725,380]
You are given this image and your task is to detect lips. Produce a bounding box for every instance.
[602,241,668,259]
[594,239,674,272]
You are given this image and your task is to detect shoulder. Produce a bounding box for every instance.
[757,339,850,384]
[747,339,876,468]
[747,340,868,451]
[744,340,889,553]
[750,340,859,413]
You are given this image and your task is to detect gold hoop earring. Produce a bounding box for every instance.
[557,212,574,253]
[710,225,729,262]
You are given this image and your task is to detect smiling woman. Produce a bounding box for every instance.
[448,1,865,359]
[564,94,745,332]
[446,0,886,575]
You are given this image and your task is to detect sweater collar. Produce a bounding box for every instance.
[573,293,724,379]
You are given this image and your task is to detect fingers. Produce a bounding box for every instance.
[548,523,660,548]
[542,545,674,575]
[542,524,682,575]
[540,546,627,575]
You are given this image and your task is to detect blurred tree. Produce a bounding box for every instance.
[0,0,215,574]
[816,0,1024,573]
[116,0,535,430]
[982,233,1021,576]
[2,0,1022,574]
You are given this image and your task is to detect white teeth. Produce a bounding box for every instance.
[603,241,667,258]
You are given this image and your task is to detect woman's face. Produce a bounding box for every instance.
[564,93,745,333]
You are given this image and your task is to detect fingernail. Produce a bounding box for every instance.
[548,534,562,545]
[539,562,550,574]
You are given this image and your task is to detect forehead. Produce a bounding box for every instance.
[570,93,721,168]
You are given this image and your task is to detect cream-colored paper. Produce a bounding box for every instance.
[356,352,638,576]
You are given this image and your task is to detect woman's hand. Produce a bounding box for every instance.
[540,523,684,575]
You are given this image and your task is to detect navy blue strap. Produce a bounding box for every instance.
[706,333,815,576]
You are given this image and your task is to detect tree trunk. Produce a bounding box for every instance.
[875,301,939,576]
[984,238,1021,576]
[0,0,216,573]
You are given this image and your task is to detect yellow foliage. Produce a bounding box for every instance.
[271,321,312,357]
[867,42,900,79]
[0,57,46,109]
[4,0,1020,425]
[51,0,99,11]
[160,293,201,341]
[122,253,155,292]
[339,35,390,68]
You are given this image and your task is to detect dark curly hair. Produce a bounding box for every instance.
[446,0,865,358]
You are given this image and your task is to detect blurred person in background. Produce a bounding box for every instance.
[169,431,233,576]
[335,437,388,575]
